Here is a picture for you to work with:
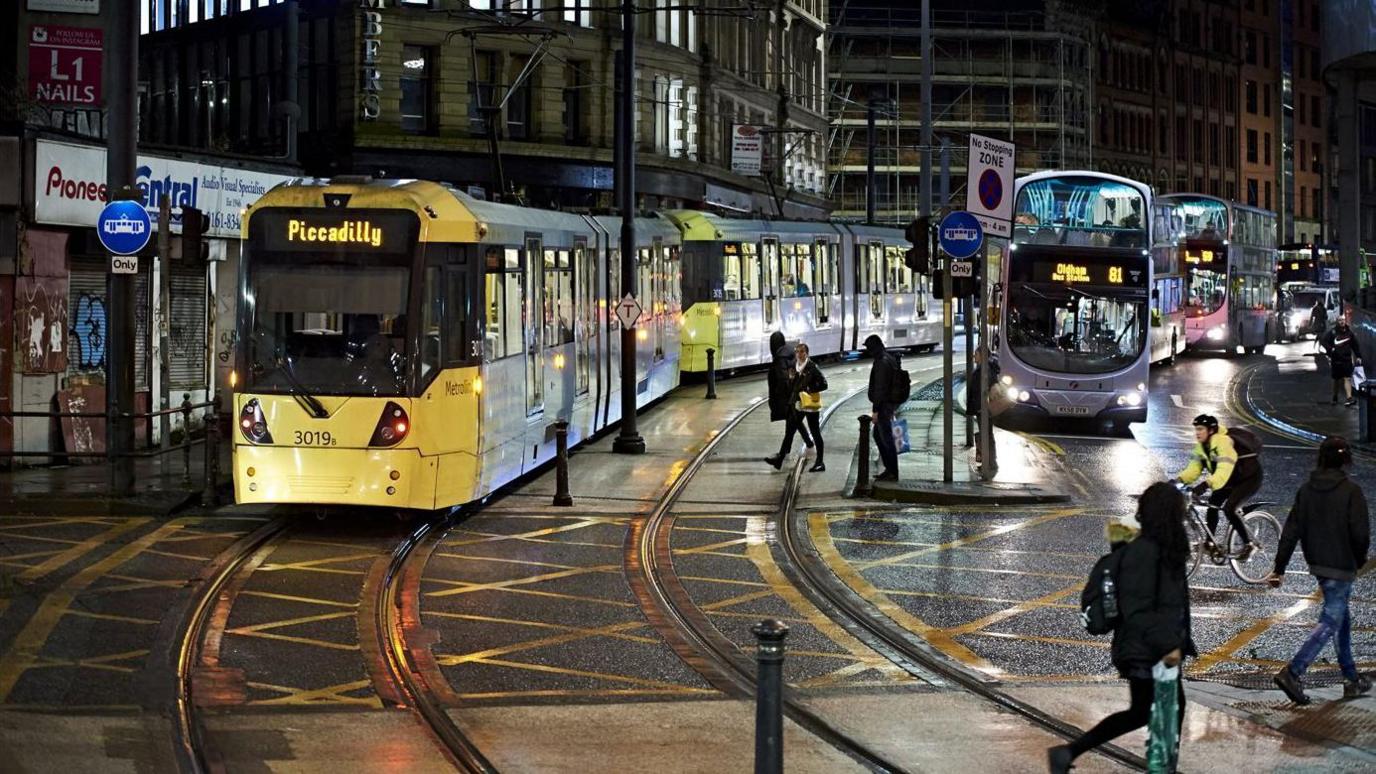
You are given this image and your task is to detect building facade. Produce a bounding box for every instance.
[827,1,1094,224]
[1283,0,1324,244]
[138,0,832,218]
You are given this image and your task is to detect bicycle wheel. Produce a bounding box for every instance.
[1183,517,1205,579]
[1230,510,1282,584]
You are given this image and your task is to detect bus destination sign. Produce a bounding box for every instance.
[1022,257,1147,288]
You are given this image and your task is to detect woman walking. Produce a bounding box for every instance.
[1048,481,1196,773]
[1320,318,1363,406]
[766,343,828,472]
[764,332,810,469]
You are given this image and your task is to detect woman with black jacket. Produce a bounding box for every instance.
[764,343,828,471]
[1049,481,1197,773]
[765,332,811,469]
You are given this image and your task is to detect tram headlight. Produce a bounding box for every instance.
[369,401,410,447]
[237,399,273,444]
[1206,326,1225,341]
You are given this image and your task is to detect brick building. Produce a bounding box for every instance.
[138,0,832,218]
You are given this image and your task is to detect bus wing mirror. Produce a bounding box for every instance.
[1151,288,1160,300]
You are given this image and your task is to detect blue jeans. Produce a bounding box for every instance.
[1289,578,1358,680]
[872,404,899,474]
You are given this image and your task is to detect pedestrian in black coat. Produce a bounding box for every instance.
[865,334,900,481]
[1049,481,1195,773]
[1268,436,1372,704]
[767,343,829,471]
[764,331,811,469]
[1320,319,1363,405]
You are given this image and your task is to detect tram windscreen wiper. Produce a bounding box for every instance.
[271,356,330,419]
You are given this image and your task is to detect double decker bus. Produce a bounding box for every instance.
[1158,195,1278,354]
[1150,197,1188,363]
[993,171,1153,432]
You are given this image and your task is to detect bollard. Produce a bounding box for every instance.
[181,393,193,484]
[552,418,573,507]
[705,348,718,399]
[752,619,789,774]
[855,415,873,496]
[202,392,221,508]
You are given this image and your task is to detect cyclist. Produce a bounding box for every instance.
[1176,414,1262,559]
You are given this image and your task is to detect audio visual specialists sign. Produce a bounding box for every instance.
[27,25,102,106]
[33,139,295,238]
[27,0,99,13]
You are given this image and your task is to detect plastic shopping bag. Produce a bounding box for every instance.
[892,418,912,454]
[1145,661,1181,773]
[1352,365,1367,394]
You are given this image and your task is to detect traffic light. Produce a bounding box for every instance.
[180,206,210,262]
[904,216,931,274]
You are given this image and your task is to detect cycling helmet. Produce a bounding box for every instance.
[1192,414,1219,432]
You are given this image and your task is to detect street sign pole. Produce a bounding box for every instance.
[978,242,996,481]
[964,293,973,448]
[613,0,644,455]
[942,258,953,483]
[105,1,138,496]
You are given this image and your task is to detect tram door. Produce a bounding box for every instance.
[814,238,833,326]
[575,241,592,396]
[763,238,781,326]
[865,241,885,322]
[524,236,544,416]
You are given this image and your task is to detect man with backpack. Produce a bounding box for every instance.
[864,335,909,482]
[1175,414,1262,558]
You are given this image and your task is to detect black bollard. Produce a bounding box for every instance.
[855,415,873,496]
[705,348,718,399]
[202,392,220,508]
[553,418,573,507]
[181,393,193,484]
[752,619,789,774]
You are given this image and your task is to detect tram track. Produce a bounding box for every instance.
[628,379,906,773]
[772,388,1156,773]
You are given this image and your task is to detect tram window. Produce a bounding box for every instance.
[790,243,815,296]
[667,246,681,309]
[740,242,761,299]
[814,241,831,322]
[885,246,912,293]
[483,247,524,361]
[543,249,573,346]
[914,275,928,316]
[445,268,472,365]
[722,246,743,300]
[421,265,443,381]
[638,247,654,317]
[780,243,798,297]
[867,243,885,295]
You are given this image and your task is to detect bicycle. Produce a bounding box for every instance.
[1178,484,1282,584]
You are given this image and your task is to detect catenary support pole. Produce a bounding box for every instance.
[106,0,138,495]
[964,294,973,448]
[978,246,995,481]
[613,0,644,454]
[157,196,172,451]
[866,98,877,225]
[919,0,932,219]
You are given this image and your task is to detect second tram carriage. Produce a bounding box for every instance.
[993,171,1154,431]
[1156,194,1278,354]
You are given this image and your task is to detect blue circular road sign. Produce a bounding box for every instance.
[938,210,984,259]
[96,200,152,256]
[978,169,1003,211]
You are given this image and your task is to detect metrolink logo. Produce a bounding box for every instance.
[287,219,385,247]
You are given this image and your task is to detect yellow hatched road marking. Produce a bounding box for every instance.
[247,679,381,707]
[15,518,149,582]
[425,612,661,646]
[745,540,912,681]
[422,576,637,608]
[944,583,1083,637]
[226,629,360,652]
[63,609,158,626]
[444,519,620,548]
[878,560,1080,581]
[444,531,622,550]
[237,590,357,608]
[471,657,702,690]
[425,562,621,598]
[226,610,356,635]
[437,619,652,665]
[967,631,1110,650]
[1191,595,1319,671]
[259,553,376,576]
[0,519,192,702]
[451,687,714,700]
[848,507,1085,571]
[808,512,998,675]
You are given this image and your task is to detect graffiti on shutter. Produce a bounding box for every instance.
[170,267,206,388]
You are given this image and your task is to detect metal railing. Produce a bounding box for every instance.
[1,392,224,506]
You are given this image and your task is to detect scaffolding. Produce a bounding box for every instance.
[827,2,1094,223]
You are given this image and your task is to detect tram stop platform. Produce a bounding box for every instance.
[860,377,1071,505]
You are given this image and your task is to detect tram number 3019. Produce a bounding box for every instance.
[294,430,337,446]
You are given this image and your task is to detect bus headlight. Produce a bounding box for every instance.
[1206,326,1225,341]
[1000,374,1013,386]
[1005,385,1020,401]
[369,402,410,447]
[238,399,273,444]
[1116,392,1143,407]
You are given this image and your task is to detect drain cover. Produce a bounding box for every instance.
[1192,668,1353,691]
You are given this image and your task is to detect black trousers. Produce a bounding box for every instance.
[1070,676,1185,762]
[1206,464,1261,544]
[779,410,821,458]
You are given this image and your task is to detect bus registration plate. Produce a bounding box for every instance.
[1052,405,1091,417]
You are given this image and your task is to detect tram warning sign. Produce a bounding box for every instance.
[615,294,642,329]
[965,133,1016,238]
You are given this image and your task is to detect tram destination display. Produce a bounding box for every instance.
[252,209,419,254]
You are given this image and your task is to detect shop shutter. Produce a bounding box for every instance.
[67,260,150,390]
[169,265,206,388]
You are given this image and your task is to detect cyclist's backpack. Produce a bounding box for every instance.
[1080,547,1127,635]
[888,355,912,404]
[1228,426,1263,460]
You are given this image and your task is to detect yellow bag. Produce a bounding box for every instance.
[798,391,823,411]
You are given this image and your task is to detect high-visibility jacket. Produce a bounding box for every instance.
[1177,428,1240,490]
